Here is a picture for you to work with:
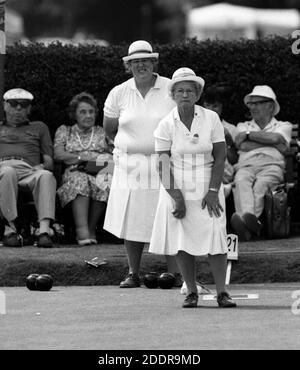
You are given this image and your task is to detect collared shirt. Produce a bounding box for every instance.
[236,117,292,163]
[0,121,53,166]
[154,105,225,167]
[103,73,176,155]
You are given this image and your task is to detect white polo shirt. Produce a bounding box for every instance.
[236,117,292,163]
[103,74,175,155]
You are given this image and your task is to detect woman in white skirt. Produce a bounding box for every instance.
[103,40,181,288]
[149,68,237,308]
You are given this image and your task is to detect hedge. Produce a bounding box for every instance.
[4,36,300,138]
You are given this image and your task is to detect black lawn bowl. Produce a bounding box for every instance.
[158,272,175,289]
[143,272,159,289]
[25,273,40,291]
[35,274,54,291]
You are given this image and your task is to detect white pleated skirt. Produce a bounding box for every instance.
[148,181,228,256]
[103,154,159,242]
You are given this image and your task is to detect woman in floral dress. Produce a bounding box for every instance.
[54,92,113,245]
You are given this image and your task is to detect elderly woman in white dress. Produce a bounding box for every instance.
[149,68,237,308]
[103,40,181,288]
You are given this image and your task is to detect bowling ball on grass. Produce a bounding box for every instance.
[158,272,175,289]
[26,273,40,291]
[143,272,159,289]
[35,274,53,291]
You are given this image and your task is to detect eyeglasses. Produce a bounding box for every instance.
[130,58,153,65]
[246,100,273,107]
[7,100,31,108]
[174,89,197,95]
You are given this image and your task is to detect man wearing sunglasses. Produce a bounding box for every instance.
[0,88,56,247]
[230,85,292,241]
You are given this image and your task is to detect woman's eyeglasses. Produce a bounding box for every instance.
[7,100,31,108]
[174,89,197,95]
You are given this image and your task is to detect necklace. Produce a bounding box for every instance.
[76,126,95,150]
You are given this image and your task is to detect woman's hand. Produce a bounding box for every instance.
[77,153,92,163]
[171,191,186,219]
[201,190,223,217]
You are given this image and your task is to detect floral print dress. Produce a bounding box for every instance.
[54,124,112,207]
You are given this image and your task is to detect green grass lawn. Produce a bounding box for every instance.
[1,236,300,287]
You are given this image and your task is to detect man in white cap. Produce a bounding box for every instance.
[0,88,56,247]
[231,85,292,241]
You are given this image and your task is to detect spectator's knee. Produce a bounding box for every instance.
[38,170,57,187]
[0,166,17,179]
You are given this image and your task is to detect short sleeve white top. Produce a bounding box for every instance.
[103,74,176,155]
[154,105,225,168]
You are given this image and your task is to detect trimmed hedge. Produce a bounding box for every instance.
[5,36,300,138]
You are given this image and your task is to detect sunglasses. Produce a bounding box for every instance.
[7,100,31,108]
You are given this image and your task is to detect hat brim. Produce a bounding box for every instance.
[168,76,205,92]
[244,94,280,115]
[122,52,159,62]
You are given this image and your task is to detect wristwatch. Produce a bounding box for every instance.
[209,187,219,193]
[246,131,250,140]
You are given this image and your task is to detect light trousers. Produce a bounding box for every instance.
[232,154,284,217]
[0,160,56,222]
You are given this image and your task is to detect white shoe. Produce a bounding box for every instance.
[180,281,211,295]
[77,239,92,246]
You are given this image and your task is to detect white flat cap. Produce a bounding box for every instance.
[3,88,34,101]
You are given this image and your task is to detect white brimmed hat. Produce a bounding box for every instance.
[122,40,159,62]
[244,85,280,115]
[3,88,34,101]
[168,67,205,92]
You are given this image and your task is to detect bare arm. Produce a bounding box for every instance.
[248,131,288,154]
[156,150,186,219]
[39,154,54,171]
[202,141,226,217]
[53,125,91,165]
[103,116,119,142]
[224,128,238,164]
[237,131,288,154]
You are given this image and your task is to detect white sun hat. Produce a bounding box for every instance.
[244,85,280,115]
[122,40,159,62]
[3,88,34,101]
[168,67,205,93]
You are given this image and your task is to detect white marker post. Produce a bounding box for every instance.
[226,233,238,285]
[0,290,6,314]
[201,234,259,301]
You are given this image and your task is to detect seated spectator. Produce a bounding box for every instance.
[202,86,238,197]
[231,85,292,241]
[0,88,56,247]
[296,139,300,162]
[54,92,113,245]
